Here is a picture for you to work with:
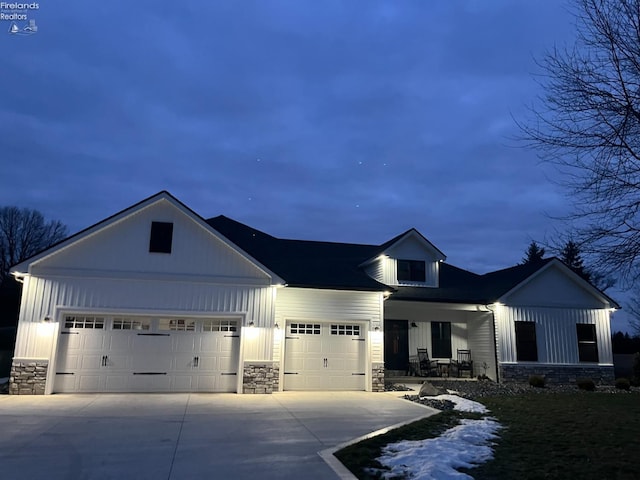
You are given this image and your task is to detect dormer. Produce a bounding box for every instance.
[361,229,446,288]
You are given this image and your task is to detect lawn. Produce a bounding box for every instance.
[335,392,640,480]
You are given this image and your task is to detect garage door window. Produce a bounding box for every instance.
[113,318,151,330]
[291,323,321,335]
[331,324,360,336]
[159,318,195,331]
[64,316,105,329]
[202,318,238,332]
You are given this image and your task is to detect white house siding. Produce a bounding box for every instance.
[504,265,608,309]
[13,275,276,394]
[274,287,384,391]
[495,306,613,365]
[30,200,270,283]
[466,312,497,380]
[384,301,495,377]
[364,258,385,284]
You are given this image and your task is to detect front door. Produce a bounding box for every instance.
[384,319,409,371]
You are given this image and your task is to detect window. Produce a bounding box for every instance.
[112,317,150,330]
[330,324,360,336]
[202,318,238,332]
[577,324,599,362]
[149,221,173,253]
[64,316,104,329]
[159,318,195,331]
[515,321,538,361]
[290,323,321,335]
[397,259,426,282]
[431,322,451,358]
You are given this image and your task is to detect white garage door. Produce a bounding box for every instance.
[283,322,366,390]
[54,315,240,393]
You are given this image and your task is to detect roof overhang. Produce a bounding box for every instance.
[10,191,286,285]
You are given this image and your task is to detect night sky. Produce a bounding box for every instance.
[1,2,630,328]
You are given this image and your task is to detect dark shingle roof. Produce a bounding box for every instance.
[207,216,609,305]
[206,216,390,291]
[390,258,556,304]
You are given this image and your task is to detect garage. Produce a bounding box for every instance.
[283,322,366,390]
[54,314,241,393]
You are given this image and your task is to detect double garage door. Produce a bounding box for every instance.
[284,322,366,390]
[54,315,240,393]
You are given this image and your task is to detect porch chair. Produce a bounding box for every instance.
[417,348,438,377]
[451,349,473,378]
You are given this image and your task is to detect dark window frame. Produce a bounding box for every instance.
[149,221,173,254]
[397,259,427,283]
[514,321,538,362]
[431,321,452,358]
[576,324,599,363]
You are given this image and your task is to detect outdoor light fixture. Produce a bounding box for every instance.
[274,322,280,329]
[248,321,255,328]
[411,322,418,328]
[374,326,380,332]
[42,316,51,323]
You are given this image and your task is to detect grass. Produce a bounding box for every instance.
[468,393,640,480]
[335,393,640,480]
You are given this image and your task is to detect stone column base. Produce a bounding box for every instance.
[243,362,279,394]
[10,359,48,395]
[499,363,615,385]
[372,363,385,392]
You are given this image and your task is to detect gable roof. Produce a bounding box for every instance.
[390,257,618,308]
[206,215,390,291]
[10,191,284,284]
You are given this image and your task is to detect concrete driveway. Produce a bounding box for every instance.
[0,392,432,480]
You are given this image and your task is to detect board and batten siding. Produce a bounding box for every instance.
[14,275,276,362]
[495,306,613,365]
[29,200,272,283]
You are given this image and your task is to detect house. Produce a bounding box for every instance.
[8,191,618,395]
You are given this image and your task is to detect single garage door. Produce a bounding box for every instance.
[283,322,366,390]
[54,315,240,393]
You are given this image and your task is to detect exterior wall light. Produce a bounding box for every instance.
[42,316,51,323]
[248,321,255,328]
[374,326,380,332]
[411,322,418,328]
[274,322,280,329]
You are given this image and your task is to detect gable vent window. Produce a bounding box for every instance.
[149,221,173,254]
[577,324,599,363]
[397,259,426,282]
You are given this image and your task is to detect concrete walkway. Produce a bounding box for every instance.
[0,392,433,479]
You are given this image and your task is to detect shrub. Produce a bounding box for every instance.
[615,378,631,391]
[529,375,545,388]
[577,378,596,391]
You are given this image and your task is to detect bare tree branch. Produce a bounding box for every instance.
[0,207,68,284]
[520,0,640,287]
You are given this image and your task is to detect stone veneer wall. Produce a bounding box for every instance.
[10,360,48,395]
[499,364,615,385]
[243,362,279,394]
[372,363,385,392]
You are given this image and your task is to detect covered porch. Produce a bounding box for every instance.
[383,300,498,381]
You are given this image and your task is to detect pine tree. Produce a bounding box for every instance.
[560,240,591,282]
[522,241,546,265]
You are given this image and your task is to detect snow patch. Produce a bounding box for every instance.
[377,416,502,480]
